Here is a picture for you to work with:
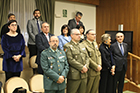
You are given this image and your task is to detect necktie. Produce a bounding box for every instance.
[37,20,40,33]
[92,42,95,48]
[120,44,124,55]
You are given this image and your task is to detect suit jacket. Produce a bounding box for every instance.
[27,18,43,45]
[68,18,83,29]
[82,40,101,77]
[99,43,115,71]
[58,35,71,50]
[111,42,128,71]
[41,47,69,90]
[63,40,89,80]
[35,32,54,65]
[0,23,20,38]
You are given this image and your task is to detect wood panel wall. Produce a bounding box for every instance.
[96,0,140,56]
[56,0,99,5]
[67,0,99,5]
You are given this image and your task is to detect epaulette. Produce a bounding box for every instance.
[43,48,48,51]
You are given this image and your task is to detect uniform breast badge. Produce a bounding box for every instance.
[50,63,53,69]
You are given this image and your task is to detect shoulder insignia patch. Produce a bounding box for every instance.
[64,49,67,52]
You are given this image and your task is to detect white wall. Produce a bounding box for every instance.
[54,1,96,36]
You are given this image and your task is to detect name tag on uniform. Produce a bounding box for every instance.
[82,48,86,51]
[48,57,53,59]
[59,56,65,59]
[95,45,98,49]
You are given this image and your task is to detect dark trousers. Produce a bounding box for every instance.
[38,64,44,74]
[99,70,114,93]
[0,81,2,93]
[5,71,21,81]
[28,44,37,58]
[113,66,126,93]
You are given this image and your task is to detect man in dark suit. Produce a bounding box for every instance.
[68,11,83,29]
[111,32,128,93]
[27,9,43,58]
[0,13,20,38]
[35,22,54,74]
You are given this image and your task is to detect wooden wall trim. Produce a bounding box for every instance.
[56,0,99,5]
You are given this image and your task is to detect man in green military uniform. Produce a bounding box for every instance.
[63,29,89,93]
[41,36,69,93]
[82,29,102,93]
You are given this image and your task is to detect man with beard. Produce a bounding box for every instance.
[35,22,54,74]
[41,36,69,93]
[27,9,43,58]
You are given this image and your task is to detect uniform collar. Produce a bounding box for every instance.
[86,39,94,44]
[50,47,58,53]
[71,40,79,45]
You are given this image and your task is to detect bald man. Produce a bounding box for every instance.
[41,36,69,93]
[111,32,128,93]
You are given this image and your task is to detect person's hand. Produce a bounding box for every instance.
[111,65,115,75]
[111,65,115,72]
[57,76,64,84]
[81,70,84,73]
[111,71,115,75]
[12,55,21,62]
[96,65,102,71]
[82,65,88,73]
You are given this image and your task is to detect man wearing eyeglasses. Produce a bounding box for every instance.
[68,12,83,29]
[111,32,128,93]
[63,29,89,93]
[41,36,69,93]
[82,29,102,93]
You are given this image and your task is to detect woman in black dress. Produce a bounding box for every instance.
[99,33,115,93]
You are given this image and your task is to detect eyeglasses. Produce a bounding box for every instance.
[73,34,81,36]
[116,35,123,38]
[10,24,17,26]
[88,33,96,36]
[50,40,58,43]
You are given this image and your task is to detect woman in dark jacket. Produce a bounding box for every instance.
[99,33,115,93]
[1,20,26,81]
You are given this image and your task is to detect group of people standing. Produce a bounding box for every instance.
[99,32,128,93]
[0,8,128,93]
